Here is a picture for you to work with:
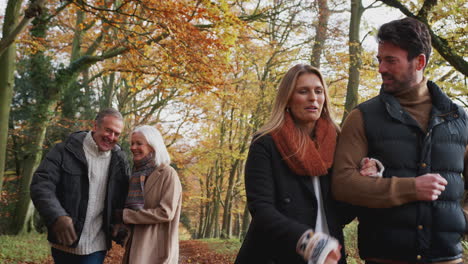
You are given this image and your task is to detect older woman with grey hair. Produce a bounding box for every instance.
[120,125,182,264]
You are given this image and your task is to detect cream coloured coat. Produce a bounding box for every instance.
[122,164,182,264]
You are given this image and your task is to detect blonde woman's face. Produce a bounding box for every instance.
[287,73,325,130]
[130,132,154,162]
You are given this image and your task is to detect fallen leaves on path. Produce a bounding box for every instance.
[179,240,236,264]
[38,240,235,264]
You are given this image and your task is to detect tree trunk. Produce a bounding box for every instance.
[62,10,85,120]
[101,72,116,110]
[202,167,214,238]
[221,116,250,239]
[0,0,47,57]
[12,11,60,234]
[310,0,330,68]
[234,209,241,238]
[13,120,49,234]
[240,203,251,241]
[197,188,205,239]
[221,109,237,238]
[342,0,364,123]
[0,0,22,195]
[211,161,222,238]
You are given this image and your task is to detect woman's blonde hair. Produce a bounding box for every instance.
[255,64,339,141]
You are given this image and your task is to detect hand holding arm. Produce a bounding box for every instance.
[359,157,384,177]
[112,223,129,246]
[332,109,418,208]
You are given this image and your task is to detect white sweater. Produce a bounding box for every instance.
[52,132,111,255]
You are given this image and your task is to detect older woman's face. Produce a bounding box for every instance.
[130,132,154,162]
[288,73,325,130]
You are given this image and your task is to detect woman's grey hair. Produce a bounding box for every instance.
[132,125,171,166]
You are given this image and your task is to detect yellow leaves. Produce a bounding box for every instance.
[78,23,86,30]
[129,87,138,93]
[188,196,212,202]
[17,38,45,55]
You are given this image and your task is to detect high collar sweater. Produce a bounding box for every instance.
[52,132,111,255]
[331,78,466,264]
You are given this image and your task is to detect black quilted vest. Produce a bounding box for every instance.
[357,81,468,262]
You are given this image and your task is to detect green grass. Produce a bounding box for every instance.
[0,232,50,263]
[343,220,364,264]
[200,238,241,255]
[463,240,468,262]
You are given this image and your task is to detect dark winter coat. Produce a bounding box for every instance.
[235,134,353,264]
[30,131,130,249]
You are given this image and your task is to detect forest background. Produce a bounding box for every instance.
[0,0,467,262]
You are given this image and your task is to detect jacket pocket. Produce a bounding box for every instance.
[61,164,83,191]
[58,162,85,215]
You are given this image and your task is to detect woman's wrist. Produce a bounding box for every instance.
[297,229,339,264]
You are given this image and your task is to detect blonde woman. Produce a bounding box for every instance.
[235,64,379,264]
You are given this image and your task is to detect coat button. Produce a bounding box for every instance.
[417,225,423,230]
[454,114,458,118]
[417,255,422,260]
[420,163,427,168]
[284,198,291,203]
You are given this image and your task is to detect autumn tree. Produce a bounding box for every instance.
[0,0,46,195]
[310,0,331,68]
[181,0,328,239]
[342,0,383,121]
[8,0,242,233]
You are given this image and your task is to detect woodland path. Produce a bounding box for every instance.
[36,240,236,264]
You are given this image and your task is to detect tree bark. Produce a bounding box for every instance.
[62,10,85,120]
[202,167,214,238]
[342,0,364,123]
[197,178,205,239]
[13,117,49,234]
[0,0,23,195]
[0,0,47,57]
[310,0,330,68]
[11,10,58,234]
[240,204,251,241]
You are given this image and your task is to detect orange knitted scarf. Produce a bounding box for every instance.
[272,112,337,176]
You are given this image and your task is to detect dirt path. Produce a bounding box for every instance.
[178,240,236,264]
[38,240,235,264]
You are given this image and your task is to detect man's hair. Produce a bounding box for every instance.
[95,108,123,126]
[378,17,431,64]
